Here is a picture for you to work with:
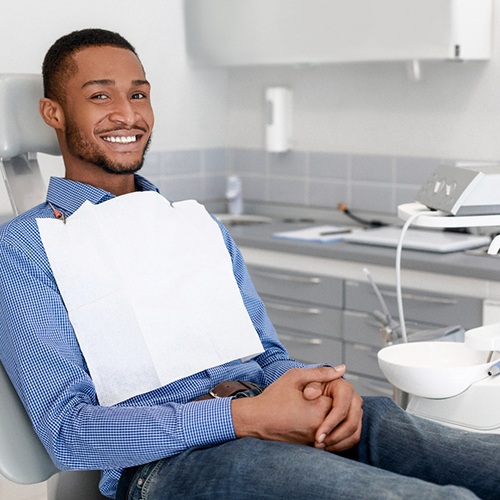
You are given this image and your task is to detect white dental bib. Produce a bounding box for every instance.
[37,192,264,406]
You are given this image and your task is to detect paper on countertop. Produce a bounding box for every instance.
[343,226,492,253]
[273,225,353,243]
[37,192,264,406]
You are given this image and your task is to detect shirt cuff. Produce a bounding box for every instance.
[181,397,236,449]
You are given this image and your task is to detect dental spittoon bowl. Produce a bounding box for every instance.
[377,341,497,399]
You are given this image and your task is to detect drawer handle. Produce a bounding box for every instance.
[376,290,457,306]
[279,334,323,345]
[267,302,321,315]
[252,270,322,284]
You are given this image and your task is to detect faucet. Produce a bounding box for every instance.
[225,176,243,216]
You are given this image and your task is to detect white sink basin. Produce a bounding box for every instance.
[378,341,498,399]
[214,214,273,226]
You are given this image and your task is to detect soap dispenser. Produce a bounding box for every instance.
[225,175,243,215]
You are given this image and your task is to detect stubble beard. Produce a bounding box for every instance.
[65,121,151,175]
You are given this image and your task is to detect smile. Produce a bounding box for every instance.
[102,135,138,144]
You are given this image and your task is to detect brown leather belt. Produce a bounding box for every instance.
[195,380,262,401]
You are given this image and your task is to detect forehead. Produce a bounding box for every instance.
[68,46,146,90]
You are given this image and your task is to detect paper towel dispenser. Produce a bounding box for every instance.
[184,0,492,67]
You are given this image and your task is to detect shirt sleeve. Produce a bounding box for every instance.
[0,238,237,471]
[0,219,309,473]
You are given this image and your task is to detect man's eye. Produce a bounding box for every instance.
[131,93,147,100]
[91,94,108,100]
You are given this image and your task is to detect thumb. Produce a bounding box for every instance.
[301,365,347,400]
[303,381,324,400]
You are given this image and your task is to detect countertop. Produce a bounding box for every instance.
[222,217,500,283]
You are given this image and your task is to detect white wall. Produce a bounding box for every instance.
[226,1,500,161]
[3,1,500,164]
[0,0,228,152]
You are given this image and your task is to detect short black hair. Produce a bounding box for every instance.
[42,28,139,102]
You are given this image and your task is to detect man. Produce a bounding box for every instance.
[0,29,497,500]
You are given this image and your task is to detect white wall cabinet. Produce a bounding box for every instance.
[184,0,492,67]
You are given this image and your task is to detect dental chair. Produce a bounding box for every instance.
[0,74,104,499]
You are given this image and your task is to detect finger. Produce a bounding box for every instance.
[303,381,324,400]
[303,365,346,400]
[314,380,358,443]
[289,365,346,391]
[316,394,363,450]
[323,410,363,452]
[324,430,362,452]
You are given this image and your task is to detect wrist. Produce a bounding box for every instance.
[231,396,262,439]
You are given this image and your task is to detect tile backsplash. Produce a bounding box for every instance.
[141,148,453,216]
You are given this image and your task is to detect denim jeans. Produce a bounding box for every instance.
[117,397,499,499]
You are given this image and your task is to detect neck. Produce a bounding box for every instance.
[65,167,137,196]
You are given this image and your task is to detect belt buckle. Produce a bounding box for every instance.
[196,381,263,401]
[208,388,222,399]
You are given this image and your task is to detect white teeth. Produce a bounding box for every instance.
[103,135,137,144]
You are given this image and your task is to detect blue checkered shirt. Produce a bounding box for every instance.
[0,175,305,498]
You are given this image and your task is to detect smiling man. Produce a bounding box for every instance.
[40,36,154,194]
[0,28,498,500]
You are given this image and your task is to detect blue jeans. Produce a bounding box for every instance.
[117,397,499,499]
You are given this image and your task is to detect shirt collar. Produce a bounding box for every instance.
[46,175,160,217]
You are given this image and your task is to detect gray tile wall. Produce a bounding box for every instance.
[142,148,457,216]
[142,149,228,203]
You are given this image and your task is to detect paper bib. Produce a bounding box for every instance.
[37,192,263,406]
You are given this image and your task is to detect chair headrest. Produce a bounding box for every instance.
[0,74,61,159]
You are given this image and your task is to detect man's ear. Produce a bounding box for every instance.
[39,98,65,130]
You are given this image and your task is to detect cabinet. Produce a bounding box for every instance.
[185,0,492,66]
[342,280,481,393]
[246,263,482,397]
[344,280,482,330]
[248,266,343,366]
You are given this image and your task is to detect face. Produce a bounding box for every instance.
[58,46,154,176]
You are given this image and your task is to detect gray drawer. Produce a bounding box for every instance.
[343,311,385,347]
[344,342,385,379]
[342,310,445,347]
[344,280,481,329]
[343,373,393,398]
[249,266,343,308]
[263,296,342,339]
[277,329,343,366]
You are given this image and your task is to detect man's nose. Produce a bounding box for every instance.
[108,96,137,126]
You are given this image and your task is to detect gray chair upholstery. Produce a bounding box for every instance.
[0,73,61,485]
[0,74,104,498]
[0,74,60,217]
[0,73,60,159]
[0,361,60,484]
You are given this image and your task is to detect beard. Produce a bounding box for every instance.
[64,120,151,175]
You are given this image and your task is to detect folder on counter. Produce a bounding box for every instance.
[272,225,352,243]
